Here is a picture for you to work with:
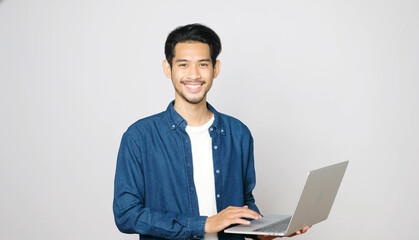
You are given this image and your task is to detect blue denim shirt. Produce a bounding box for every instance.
[113,101,260,240]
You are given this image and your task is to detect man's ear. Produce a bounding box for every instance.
[162,59,172,79]
[213,60,221,78]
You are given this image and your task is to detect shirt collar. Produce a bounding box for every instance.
[165,100,225,135]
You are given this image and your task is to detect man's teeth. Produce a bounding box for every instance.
[186,85,201,89]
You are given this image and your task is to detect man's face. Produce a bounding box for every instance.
[163,42,220,105]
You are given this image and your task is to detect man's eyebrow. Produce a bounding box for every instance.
[175,58,211,63]
[175,59,189,63]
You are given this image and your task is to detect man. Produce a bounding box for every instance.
[113,23,309,240]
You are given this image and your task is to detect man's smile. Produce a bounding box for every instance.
[182,81,205,92]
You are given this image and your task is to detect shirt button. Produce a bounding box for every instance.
[216,194,220,198]
[214,146,218,150]
[171,124,175,128]
[210,127,214,131]
[221,129,224,133]
[216,169,220,174]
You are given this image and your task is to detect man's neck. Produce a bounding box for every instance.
[173,98,213,127]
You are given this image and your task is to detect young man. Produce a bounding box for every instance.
[113,24,309,240]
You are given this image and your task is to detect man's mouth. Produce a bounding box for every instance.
[185,84,201,89]
[182,81,204,92]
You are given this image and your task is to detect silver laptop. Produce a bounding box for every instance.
[224,161,349,237]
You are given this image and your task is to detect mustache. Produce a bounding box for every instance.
[180,80,205,84]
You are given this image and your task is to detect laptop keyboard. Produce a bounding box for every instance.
[254,217,292,233]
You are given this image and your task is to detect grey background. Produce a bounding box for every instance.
[1,0,418,239]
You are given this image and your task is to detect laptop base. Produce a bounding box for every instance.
[225,215,291,236]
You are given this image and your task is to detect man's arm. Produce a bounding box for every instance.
[243,135,259,213]
[113,132,206,239]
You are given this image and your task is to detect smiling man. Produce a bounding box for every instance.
[113,24,308,240]
[165,41,217,106]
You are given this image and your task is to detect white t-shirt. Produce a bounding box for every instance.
[186,115,218,240]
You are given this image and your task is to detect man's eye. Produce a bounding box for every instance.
[179,64,187,67]
[200,63,209,67]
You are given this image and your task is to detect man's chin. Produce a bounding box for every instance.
[185,98,205,105]
[175,90,207,105]
[183,95,206,105]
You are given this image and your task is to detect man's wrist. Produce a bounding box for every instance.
[204,215,212,233]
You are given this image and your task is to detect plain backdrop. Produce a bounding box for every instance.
[1,0,418,239]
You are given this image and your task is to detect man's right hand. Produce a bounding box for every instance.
[205,206,262,234]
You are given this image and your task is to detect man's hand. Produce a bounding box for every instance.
[205,206,262,234]
[257,226,311,239]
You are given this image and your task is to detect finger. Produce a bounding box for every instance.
[230,205,259,214]
[226,206,259,216]
[241,208,262,217]
[231,206,259,214]
[229,218,252,225]
[301,226,310,233]
[227,208,261,218]
[230,211,261,220]
[223,208,254,217]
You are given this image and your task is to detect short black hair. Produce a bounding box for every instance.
[164,23,222,67]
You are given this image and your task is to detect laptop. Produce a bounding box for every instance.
[224,161,349,237]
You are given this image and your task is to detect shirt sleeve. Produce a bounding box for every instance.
[242,134,261,240]
[113,131,207,239]
[243,135,260,215]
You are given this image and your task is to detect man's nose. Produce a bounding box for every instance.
[187,65,201,79]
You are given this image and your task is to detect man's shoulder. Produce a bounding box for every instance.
[125,111,167,134]
[217,112,252,136]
